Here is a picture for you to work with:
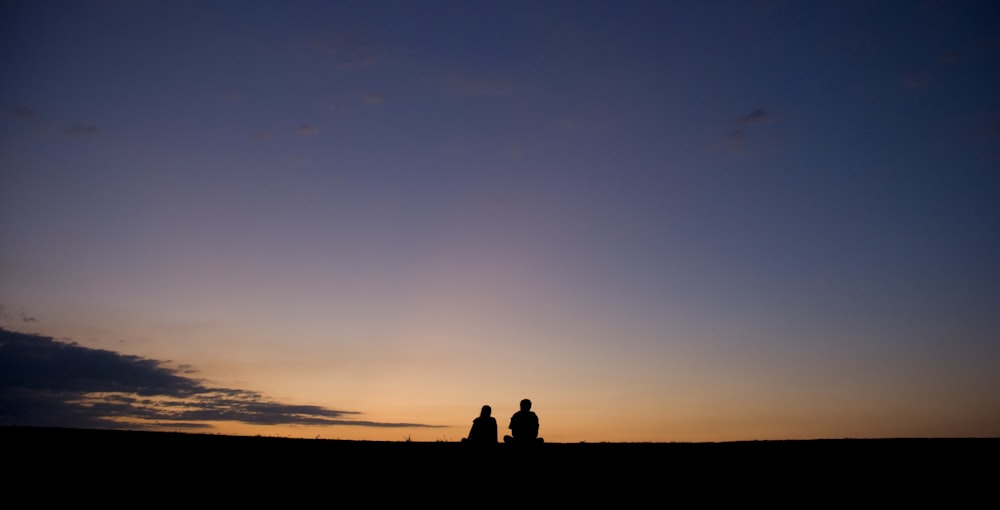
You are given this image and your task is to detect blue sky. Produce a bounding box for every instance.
[2,0,998,442]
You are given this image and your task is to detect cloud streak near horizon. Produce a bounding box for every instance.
[0,328,441,433]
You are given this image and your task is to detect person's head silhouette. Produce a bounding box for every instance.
[520,398,531,411]
[480,405,492,417]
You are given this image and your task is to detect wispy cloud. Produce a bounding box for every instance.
[441,74,514,96]
[7,105,45,133]
[361,89,385,105]
[733,108,771,125]
[10,105,39,120]
[7,107,101,138]
[0,306,34,326]
[307,30,382,69]
[965,110,1000,161]
[296,124,319,136]
[65,124,100,137]
[727,129,748,146]
[0,328,441,432]
[709,108,781,156]
[558,117,604,130]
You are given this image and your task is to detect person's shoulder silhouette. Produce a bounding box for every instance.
[503,398,544,446]
[462,404,498,446]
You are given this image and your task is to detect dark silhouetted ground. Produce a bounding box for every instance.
[4,426,995,504]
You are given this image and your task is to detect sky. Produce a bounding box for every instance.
[1,0,999,443]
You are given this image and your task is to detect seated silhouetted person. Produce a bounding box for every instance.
[503,398,543,445]
[461,404,498,446]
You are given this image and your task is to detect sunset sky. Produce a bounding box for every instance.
[2,0,998,443]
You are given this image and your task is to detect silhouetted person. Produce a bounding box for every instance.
[461,404,498,446]
[503,398,543,445]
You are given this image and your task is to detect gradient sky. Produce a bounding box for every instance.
[2,0,999,443]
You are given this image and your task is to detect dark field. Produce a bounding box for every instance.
[5,426,996,504]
